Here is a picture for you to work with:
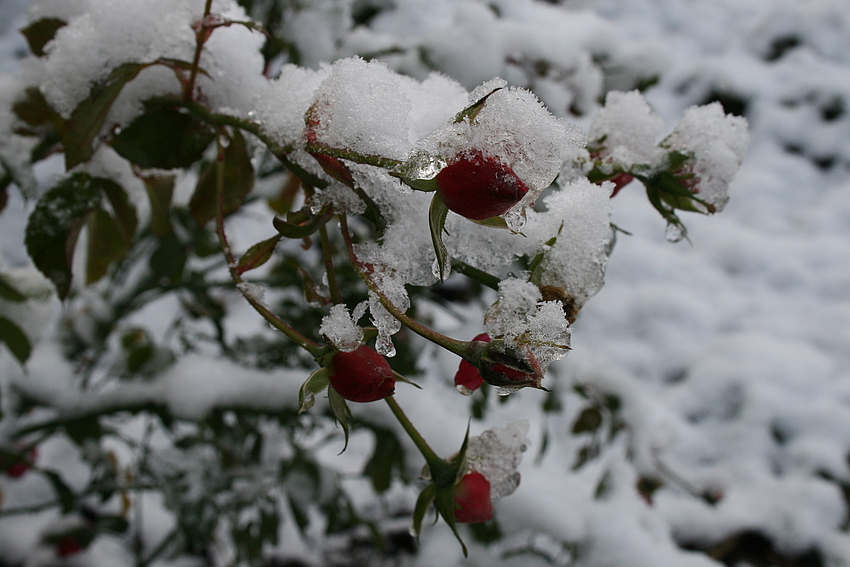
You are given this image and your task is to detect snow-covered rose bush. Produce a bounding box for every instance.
[0,0,750,564]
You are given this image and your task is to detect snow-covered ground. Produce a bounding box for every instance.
[1,0,849,566]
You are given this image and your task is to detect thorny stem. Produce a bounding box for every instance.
[338,215,471,359]
[212,133,323,358]
[185,0,214,103]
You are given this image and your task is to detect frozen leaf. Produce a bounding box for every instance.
[111,103,216,170]
[25,173,103,299]
[63,61,152,169]
[20,17,67,57]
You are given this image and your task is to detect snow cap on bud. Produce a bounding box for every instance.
[453,472,493,523]
[329,346,395,403]
[435,150,530,220]
[454,333,490,394]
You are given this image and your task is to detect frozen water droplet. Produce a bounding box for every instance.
[504,207,527,232]
[665,222,685,242]
[496,385,521,396]
[431,258,451,280]
[403,151,447,180]
[376,334,396,357]
[456,384,474,396]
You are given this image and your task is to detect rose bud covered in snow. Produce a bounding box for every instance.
[453,471,493,523]
[435,150,530,220]
[454,333,490,394]
[329,345,395,402]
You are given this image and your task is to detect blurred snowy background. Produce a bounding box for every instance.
[1,0,849,566]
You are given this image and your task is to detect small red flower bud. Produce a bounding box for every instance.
[454,333,490,393]
[1,447,36,478]
[329,346,396,403]
[607,172,634,197]
[436,150,530,220]
[453,471,493,523]
[55,536,84,558]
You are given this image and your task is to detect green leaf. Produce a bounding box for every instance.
[12,87,62,128]
[0,275,26,302]
[412,482,437,539]
[298,367,330,414]
[272,210,331,239]
[42,470,76,513]
[149,230,187,284]
[99,178,138,244]
[20,17,66,57]
[143,175,175,235]
[236,234,283,275]
[190,130,255,227]
[328,386,351,453]
[111,105,216,169]
[471,215,513,231]
[572,407,603,434]
[0,316,31,364]
[65,416,103,446]
[63,61,152,169]
[428,192,450,282]
[25,173,103,299]
[85,208,127,285]
[454,87,502,124]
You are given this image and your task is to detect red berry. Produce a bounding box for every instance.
[436,150,530,220]
[453,471,493,523]
[55,536,84,558]
[329,346,395,403]
[454,333,490,393]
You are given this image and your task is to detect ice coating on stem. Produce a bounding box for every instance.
[466,420,530,500]
[319,303,365,352]
[662,102,750,213]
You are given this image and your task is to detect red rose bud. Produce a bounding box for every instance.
[329,346,396,403]
[607,172,634,197]
[55,536,84,558]
[453,472,493,523]
[436,150,530,220]
[478,339,544,390]
[454,333,490,394]
[1,447,36,478]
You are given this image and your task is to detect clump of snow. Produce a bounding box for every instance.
[466,420,530,500]
[589,90,667,170]
[319,303,365,352]
[252,64,330,146]
[308,57,414,161]
[529,177,614,311]
[662,102,750,212]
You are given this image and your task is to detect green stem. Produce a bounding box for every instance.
[318,222,343,304]
[384,396,441,467]
[338,216,471,359]
[304,142,402,170]
[212,133,323,358]
[451,259,500,290]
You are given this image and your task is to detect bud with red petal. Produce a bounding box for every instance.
[453,471,493,523]
[477,339,545,391]
[454,333,490,394]
[55,536,84,558]
[329,346,395,403]
[435,150,529,220]
[1,446,36,478]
